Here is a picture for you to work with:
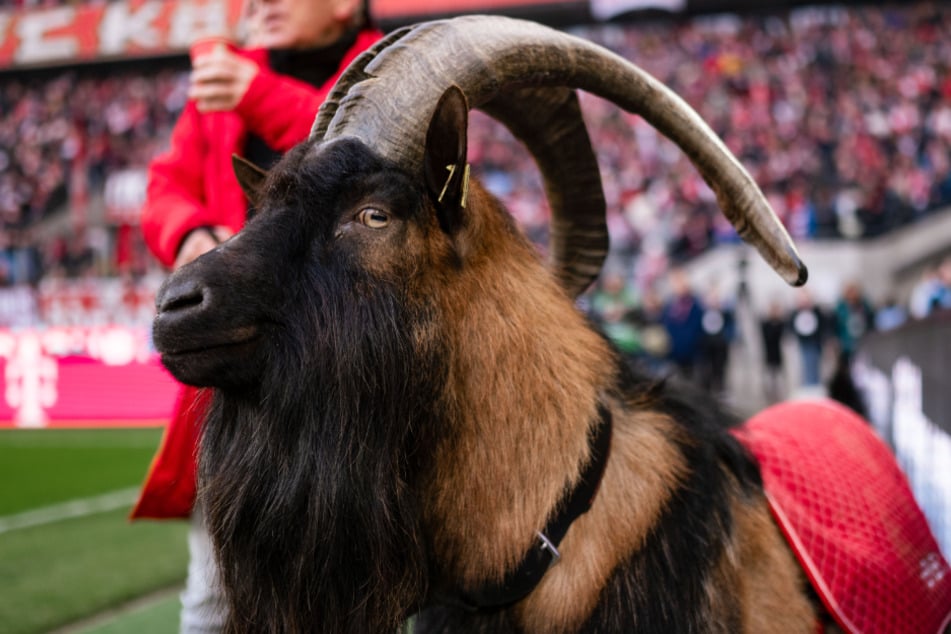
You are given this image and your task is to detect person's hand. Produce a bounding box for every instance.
[188,44,259,113]
[174,226,234,270]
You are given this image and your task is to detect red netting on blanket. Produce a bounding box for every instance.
[734,400,951,634]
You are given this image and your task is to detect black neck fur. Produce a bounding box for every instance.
[199,263,444,634]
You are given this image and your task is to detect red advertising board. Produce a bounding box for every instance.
[0,327,179,428]
[0,0,690,69]
[0,0,244,70]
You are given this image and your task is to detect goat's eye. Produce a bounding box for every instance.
[357,207,390,229]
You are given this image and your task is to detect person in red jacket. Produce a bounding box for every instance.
[133,0,381,630]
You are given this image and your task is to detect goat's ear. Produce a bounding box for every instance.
[232,154,268,207]
[424,85,469,235]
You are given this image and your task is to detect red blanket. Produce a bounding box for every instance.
[735,400,951,634]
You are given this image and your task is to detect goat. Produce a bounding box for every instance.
[153,15,836,634]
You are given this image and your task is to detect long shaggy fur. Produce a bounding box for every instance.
[198,142,447,633]
[199,277,437,633]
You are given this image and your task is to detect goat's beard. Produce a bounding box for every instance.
[198,272,442,634]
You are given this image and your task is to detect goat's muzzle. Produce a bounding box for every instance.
[153,271,263,389]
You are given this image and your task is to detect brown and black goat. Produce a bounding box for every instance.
[153,16,820,634]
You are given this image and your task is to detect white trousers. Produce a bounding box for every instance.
[179,504,229,633]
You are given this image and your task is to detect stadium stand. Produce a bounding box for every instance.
[0,1,950,328]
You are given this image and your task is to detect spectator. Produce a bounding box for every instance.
[828,350,867,418]
[909,265,944,319]
[875,296,908,331]
[1,228,43,286]
[698,285,735,395]
[789,288,826,387]
[58,232,95,279]
[934,257,951,312]
[660,268,704,381]
[130,2,381,632]
[635,285,671,375]
[833,281,876,356]
[760,300,787,403]
[589,271,641,366]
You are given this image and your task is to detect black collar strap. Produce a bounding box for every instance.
[459,403,613,610]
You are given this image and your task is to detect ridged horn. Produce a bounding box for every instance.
[314,32,609,297]
[480,87,608,297]
[313,15,807,287]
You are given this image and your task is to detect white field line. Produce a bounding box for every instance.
[0,487,140,534]
[49,585,184,634]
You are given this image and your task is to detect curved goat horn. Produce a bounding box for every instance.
[313,15,807,287]
[315,32,609,297]
[480,87,608,297]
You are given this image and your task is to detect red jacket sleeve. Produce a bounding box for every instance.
[140,102,241,268]
[141,30,381,267]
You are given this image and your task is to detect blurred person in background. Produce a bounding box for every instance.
[874,295,908,332]
[660,268,704,381]
[827,348,867,418]
[789,288,826,388]
[909,265,943,320]
[3,228,44,286]
[829,281,875,415]
[934,257,951,313]
[58,231,96,279]
[697,284,735,396]
[589,270,641,368]
[635,285,671,376]
[132,1,381,631]
[760,299,787,404]
[833,280,876,357]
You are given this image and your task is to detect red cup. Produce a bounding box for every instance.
[189,36,235,65]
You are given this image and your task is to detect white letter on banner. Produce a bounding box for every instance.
[98,0,162,55]
[168,0,230,49]
[5,332,58,428]
[15,7,78,65]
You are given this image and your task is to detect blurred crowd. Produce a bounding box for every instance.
[552,3,951,258]
[475,2,951,270]
[1,2,951,336]
[586,255,951,411]
[0,0,83,9]
[0,68,186,286]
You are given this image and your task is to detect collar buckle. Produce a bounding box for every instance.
[537,531,561,569]
[456,404,613,610]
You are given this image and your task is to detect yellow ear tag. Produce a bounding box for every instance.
[438,164,456,204]
[460,164,470,209]
[437,163,471,208]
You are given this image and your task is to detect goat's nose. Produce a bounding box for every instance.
[156,276,206,315]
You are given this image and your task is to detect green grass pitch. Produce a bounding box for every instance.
[0,428,187,634]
